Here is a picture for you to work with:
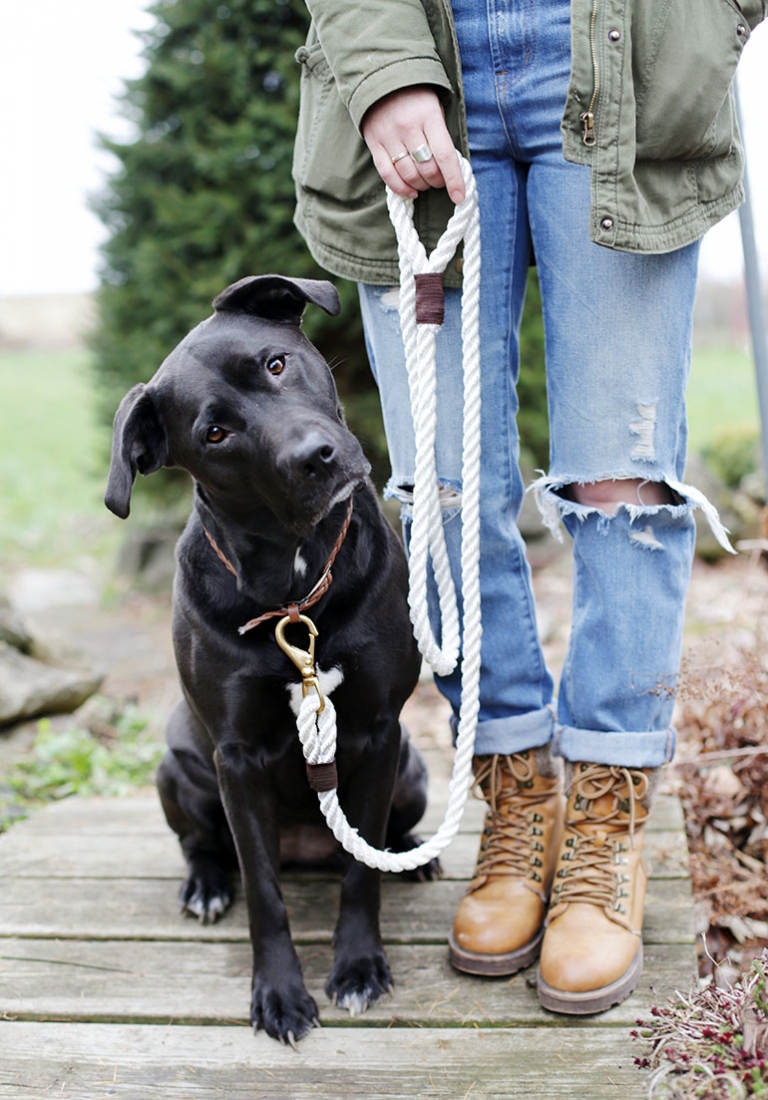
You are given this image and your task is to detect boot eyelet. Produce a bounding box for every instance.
[532,813,543,823]
[532,857,543,868]
[565,837,576,848]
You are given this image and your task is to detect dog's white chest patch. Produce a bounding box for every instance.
[293,548,308,578]
[285,665,345,717]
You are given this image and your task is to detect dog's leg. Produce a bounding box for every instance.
[157,756,235,923]
[214,739,319,1044]
[158,701,236,923]
[325,723,402,1015]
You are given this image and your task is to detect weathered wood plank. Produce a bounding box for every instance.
[7,793,169,836]
[4,787,683,844]
[0,936,694,1028]
[0,826,690,882]
[0,1021,652,1099]
[0,876,695,945]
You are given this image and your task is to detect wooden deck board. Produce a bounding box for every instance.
[0,1021,650,1099]
[0,791,695,1096]
[0,825,689,882]
[0,937,693,1027]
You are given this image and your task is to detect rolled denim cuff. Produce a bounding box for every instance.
[554,723,676,768]
[453,704,556,754]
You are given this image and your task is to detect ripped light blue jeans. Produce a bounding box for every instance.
[358,0,727,768]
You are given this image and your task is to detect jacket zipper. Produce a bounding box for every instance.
[580,0,600,146]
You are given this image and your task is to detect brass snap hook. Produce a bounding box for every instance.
[274,613,325,713]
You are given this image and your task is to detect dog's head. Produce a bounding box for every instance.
[105,275,371,536]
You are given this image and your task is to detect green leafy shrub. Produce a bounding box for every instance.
[702,427,760,490]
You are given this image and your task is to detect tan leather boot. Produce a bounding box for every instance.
[537,762,655,1014]
[449,749,564,976]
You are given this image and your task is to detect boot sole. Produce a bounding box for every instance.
[536,944,643,1014]
[448,926,544,977]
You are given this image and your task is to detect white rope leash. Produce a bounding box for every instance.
[298,151,482,872]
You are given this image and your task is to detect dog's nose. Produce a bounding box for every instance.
[292,431,338,481]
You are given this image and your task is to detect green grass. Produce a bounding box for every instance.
[687,344,760,454]
[0,349,118,567]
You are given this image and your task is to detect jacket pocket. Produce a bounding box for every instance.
[292,41,380,205]
[634,0,749,161]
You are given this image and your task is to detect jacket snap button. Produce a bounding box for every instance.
[608,28,621,41]
[600,216,614,231]
[736,23,747,37]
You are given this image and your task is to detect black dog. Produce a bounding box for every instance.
[105,275,431,1044]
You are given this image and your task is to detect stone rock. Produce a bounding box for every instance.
[0,596,34,653]
[0,641,103,728]
[117,524,181,591]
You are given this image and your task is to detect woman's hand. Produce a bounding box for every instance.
[361,86,466,205]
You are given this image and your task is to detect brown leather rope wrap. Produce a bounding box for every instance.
[414,272,445,325]
[306,760,338,792]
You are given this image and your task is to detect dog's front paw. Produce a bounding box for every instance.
[325,949,393,1016]
[178,865,232,924]
[252,977,319,1046]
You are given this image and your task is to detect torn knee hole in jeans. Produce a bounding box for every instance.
[530,474,734,554]
[387,480,463,521]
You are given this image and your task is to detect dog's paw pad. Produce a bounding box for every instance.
[178,873,232,924]
[336,990,370,1017]
[251,981,318,1044]
[325,951,392,1016]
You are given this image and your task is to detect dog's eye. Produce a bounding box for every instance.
[205,425,228,444]
[266,356,286,376]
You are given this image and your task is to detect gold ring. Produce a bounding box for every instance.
[410,143,433,164]
[391,150,409,165]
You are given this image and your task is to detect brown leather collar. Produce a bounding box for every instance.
[202,496,354,635]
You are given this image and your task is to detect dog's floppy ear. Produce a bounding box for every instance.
[212,275,341,323]
[105,384,169,519]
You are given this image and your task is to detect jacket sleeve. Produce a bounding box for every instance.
[303,0,454,131]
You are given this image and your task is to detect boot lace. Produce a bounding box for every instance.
[552,764,649,927]
[469,753,555,892]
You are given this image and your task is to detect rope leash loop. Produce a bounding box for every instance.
[292,150,483,873]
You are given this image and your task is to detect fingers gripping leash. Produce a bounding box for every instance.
[289,151,483,872]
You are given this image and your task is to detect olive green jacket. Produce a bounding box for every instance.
[293,0,766,285]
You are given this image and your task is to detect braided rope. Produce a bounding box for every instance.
[295,151,483,872]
